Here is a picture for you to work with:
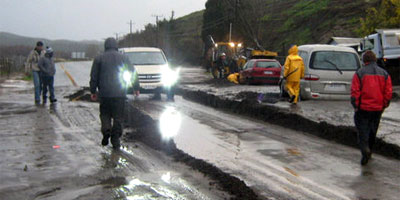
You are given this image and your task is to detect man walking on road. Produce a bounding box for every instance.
[283,45,304,104]
[351,50,392,165]
[38,47,57,104]
[26,41,45,104]
[90,38,140,150]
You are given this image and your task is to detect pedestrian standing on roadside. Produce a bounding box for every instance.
[38,47,57,104]
[283,45,305,104]
[216,53,229,78]
[90,38,140,150]
[26,41,45,104]
[351,50,392,166]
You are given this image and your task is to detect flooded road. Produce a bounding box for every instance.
[0,63,230,199]
[133,95,400,200]
[1,61,399,200]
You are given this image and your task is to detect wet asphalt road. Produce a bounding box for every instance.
[0,63,230,199]
[1,61,399,200]
[133,95,400,200]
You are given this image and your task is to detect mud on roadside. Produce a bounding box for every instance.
[178,88,400,160]
[64,87,94,102]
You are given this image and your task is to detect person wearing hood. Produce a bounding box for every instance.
[26,41,45,104]
[283,45,305,104]
[351,50,392,165]
[38,47,57,104]
[90,37,140,150]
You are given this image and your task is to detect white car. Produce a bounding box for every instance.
[279,44,361,100]
[119,47,167,92]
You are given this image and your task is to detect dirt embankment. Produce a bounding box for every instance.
[178,88,400,160]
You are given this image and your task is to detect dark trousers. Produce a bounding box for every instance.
[100,98,125,138]
[42,76,55,101]
[354,110,382,156]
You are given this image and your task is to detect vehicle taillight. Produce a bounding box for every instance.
[304,74,319,81]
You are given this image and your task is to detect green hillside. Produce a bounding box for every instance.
[119,10,204,64]
[202,0,381,54]
[119,0,389,64]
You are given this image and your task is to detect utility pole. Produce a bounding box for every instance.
[127,20,135,46]
[152,14,163,47]
[127,20,135,34]
[233,0,239,42]
[229,23,232,42]
[115,33,119,41]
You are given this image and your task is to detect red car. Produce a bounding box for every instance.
[239,59,282,85]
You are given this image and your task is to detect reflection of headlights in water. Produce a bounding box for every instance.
[161,172,171,184]
[161,67,180,87]
[159,107,182,140]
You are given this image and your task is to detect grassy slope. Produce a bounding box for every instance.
[259,0,379,52]
[170,10,205,64]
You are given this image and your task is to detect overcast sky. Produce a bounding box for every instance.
[0,0,207,41]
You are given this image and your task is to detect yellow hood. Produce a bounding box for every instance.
[288,45,298,55]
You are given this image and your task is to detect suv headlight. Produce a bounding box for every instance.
[161,66,180,87]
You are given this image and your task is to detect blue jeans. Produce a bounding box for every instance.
[32,71,42,102]
[42,76,55,101]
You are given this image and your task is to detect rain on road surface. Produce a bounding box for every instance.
[68,61,400,200]
[0,62,230,200]
[1,61,399,200]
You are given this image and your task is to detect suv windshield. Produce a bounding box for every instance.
[125,52,166,65]
[310,51,360,71]
[256,61,280,68]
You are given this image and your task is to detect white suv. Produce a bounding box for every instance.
[119,47,167,91]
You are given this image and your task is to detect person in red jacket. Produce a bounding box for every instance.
[351,50,392,165]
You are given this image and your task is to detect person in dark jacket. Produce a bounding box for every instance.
[351,50,392,165]
[90,38,140,150]
[38,47,57,104]
[215,53,229,78]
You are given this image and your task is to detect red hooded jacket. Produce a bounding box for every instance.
[351,62,392,111]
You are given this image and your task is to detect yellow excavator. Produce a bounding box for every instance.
[204,37,243,78]
[204,35,278,78]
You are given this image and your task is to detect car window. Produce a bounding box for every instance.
[245,61,255,69]
[310,51,360,71]
[256,61,280,68]
[298,51,309,64]
[365,39,374,50]
[125,51,166,65]
[384,34,400,48]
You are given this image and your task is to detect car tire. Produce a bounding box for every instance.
[245,77,251,85]
[238,75,244,85]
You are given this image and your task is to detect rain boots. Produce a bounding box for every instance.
[101,134,110,146]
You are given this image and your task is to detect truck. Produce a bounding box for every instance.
[359,29,400,67]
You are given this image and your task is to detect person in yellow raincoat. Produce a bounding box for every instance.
[284,45,304,104]
[227,73,239,84]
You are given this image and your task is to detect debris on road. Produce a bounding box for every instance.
[64,87,93,102]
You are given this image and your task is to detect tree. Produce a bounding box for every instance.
[357,0,400,36]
